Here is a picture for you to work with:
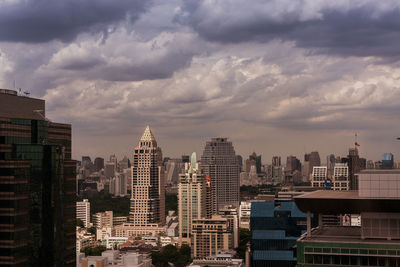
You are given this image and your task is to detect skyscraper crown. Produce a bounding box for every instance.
[140,125,156,142]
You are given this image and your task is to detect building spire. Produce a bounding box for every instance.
[140,125,156,142]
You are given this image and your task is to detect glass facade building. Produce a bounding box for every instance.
[250,201,313,267]
[381,153,394,169]
[0,90,76,266]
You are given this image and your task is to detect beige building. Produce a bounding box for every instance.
[114,223,165,237]
[129,126,165,226]
[332,163,349,191]
[178,152,212,246]
[311,166,327,188]
[93,211,113,229]
[192,216,233,259]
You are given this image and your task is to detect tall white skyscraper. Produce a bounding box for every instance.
[129,126,165,226]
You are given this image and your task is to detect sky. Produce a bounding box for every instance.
[0,0,399,163]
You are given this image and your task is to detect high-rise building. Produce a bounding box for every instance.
[272,156,281,167]
[200,138,240,213]
[129,126,165,226]
[0,89,76,266]
[326,154,336,176]
[286,155,301,172]
[249,152,262,173]
[381,153,394,169]
[347,148,362,190]
[178,152,212,245]
[311,166,327,188]
[332,163,349,191]
[236,155,243,172]
[76,199,91,228]
[94,157,104,171]
[104,161,115,179]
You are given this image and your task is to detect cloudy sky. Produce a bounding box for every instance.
[1,0,399,163]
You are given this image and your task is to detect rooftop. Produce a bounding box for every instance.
[294,190,400,214]
[299,226,400,245]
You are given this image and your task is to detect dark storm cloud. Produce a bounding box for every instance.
[177,1,400,58]
[0,0,150,43]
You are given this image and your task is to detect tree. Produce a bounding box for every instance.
[76,218,84,228]
[236,228,250,259]
[87,227,96,235]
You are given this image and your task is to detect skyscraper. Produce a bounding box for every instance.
[129,126,165,226]
[178,152,212,245]
[200,138,240,213]
[0,89,76,266]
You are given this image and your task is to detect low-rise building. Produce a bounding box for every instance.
[93,211,113,229]
[114,223,166,237]
[192,216,233,258]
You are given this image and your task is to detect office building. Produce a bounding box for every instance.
[272,156,281,167]
[249,152,262,173]
[311,166,327,188]
[178,152,212,245]
[250,201,312,267]
[77,199,91,228]
[286,156,301,173]
[332,163,349,191]
[93,211,113,229]
[94,157,104,171]
[295,169,400,266]
[200,138,240,213]
[104,161,115,179]
[0,89,76,266]
[129,126,165,226]
[347,148,362,190]
[218,205,239,249]
[381,153,394,169]
[192,216,233,258]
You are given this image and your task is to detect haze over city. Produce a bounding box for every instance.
[0,0,399,160]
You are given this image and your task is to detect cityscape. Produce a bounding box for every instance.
[1,1,400,267]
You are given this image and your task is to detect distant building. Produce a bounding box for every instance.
[104,161,115,179]
[129,126,165,226]
[272,156,281,167]
[332,163,349,191]
[94,157,105,171]
[182,155,190,163]
[286,156,301,173]
[178,152,212,245]
[201,138,240,213]
[77,199,91,228]
[382,153,394,169]
[249,152,262,173]
[311,166,327,188]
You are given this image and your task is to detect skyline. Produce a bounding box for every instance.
[0,0,399,161]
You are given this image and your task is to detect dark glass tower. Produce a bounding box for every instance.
[200,137,240,213]
[0,89,76,266]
